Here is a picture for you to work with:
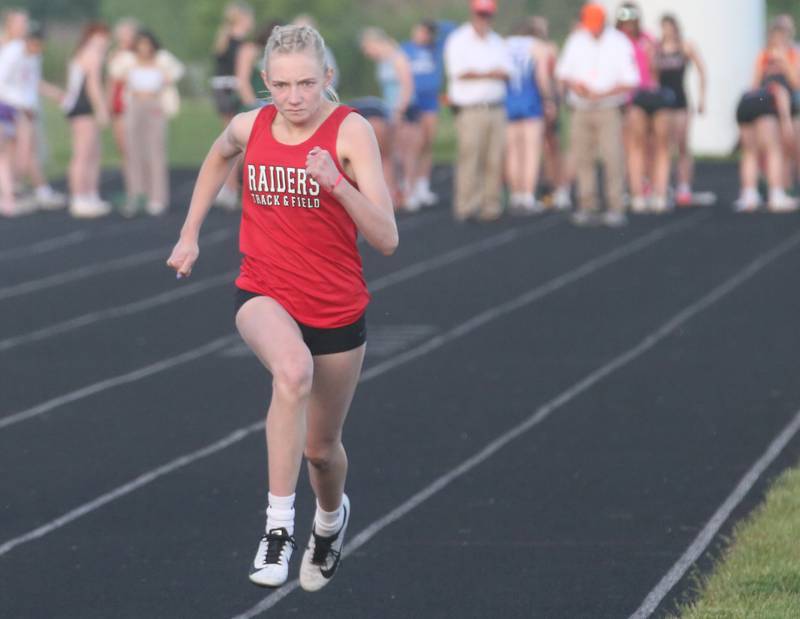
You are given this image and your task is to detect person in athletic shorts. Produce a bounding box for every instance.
[532,15,571,210]
[360,27,414,209]
[400,20,441,210]
[504,17,553,214]
[13,22,66,211]
[62,22,112,218]
[107,16,138,199]
[167,24,398,591]
[755,20,800,192]
[236,20,281,112]
[734,22,799,212]
[210,2,255,210]
[0,8,29,216]
[617,3,674,213]
[654,14,707,206]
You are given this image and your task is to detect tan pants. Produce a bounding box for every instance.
[454,105,506,220]
[569,106,625,213]
[125,97,168,207]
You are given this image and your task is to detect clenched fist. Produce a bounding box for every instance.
[166,237,199,279]
[305,146,341,193]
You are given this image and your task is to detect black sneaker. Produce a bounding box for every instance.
[249,527,296,587]
[299,494,350,592]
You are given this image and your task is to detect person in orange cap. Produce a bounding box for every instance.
[444,0,513,222]
[556,3,639,226]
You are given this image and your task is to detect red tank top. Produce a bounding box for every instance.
[236,104,370,328]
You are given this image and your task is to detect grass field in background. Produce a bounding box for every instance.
[671,462,800,618]
[40,98,458,181]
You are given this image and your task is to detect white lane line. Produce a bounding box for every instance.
[0,208,441,349]
[0,421,263,558]
[0,227,234,302]
[0,271,236,352]
[0,214,559,425]
[0,335,239,430]
[0,214,698,559]
[232,224,800,619]
[0,230,89,261]
[628,416,800,617]
[0,216,170,263]
[0,213,554,353]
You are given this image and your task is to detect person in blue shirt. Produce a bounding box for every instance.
[504,17,554,213]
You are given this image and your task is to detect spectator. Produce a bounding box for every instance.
[0,8,30,216]
[107,16,139,196]
[210,1,254,210]
[15,22,67,210]
[444,0,512,222]
[504,17,553,214]
[654,14,707,207]
[360,27,414,209]
[401,20,442,209]
[122,30,184,216]
[532,15,572,210]
[556,3,638,226]
[236,21,281,112]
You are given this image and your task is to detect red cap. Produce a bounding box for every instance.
[581,3,606,35]
[471,0,497,15]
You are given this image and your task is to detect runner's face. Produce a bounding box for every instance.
[266,51,328,123]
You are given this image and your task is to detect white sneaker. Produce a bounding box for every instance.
[768,191,798,213]
[35,186,67,210]
[552,187,572,211]
[650,195,670,214]
[299,494,350,592]
[146,200,167,216]
[519,193,545,215]
[603,210,628,227]
[69,196,110,219]
[404,191,422,212]
[249,527,296,588]
[733,191,763,213]
[631,196,648,213]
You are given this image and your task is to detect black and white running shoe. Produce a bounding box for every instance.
[249,527,296,587]
[299,494,350,592]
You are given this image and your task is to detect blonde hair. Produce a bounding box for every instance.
[263,24,339,102]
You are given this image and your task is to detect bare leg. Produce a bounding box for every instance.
[505,122,522,195]
[69,117,95,198]
[652,111,672,200]
[757,116,784,192]
[673,110,692,189]
[398,120,423,204]
[522,118,544,198]
[0,132,15,213]
[236,297,314,497]
[417,112,438,186]
[305,345,365,511]
[626,106,649,201]
[738,124,758,192]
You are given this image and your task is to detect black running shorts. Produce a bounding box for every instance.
[234,288,367,356]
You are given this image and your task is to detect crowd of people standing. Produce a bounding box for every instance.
[2,2,800,224]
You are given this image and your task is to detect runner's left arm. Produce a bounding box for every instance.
[306,113,398,256]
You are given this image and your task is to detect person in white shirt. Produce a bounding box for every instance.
[14,23,67,210]
[123,30,184,216]
[556,3,639,226]
[444,0,512,222]
[0,8,29,216]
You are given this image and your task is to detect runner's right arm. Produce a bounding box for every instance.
[167,110,256,277]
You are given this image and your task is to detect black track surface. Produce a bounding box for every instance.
[1,164,800,618]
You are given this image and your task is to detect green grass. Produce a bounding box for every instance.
[40,97,225,179]
[671,464,800,619]
[40,97,458,182]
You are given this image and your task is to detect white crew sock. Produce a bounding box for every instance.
[314,499,344,537]
[266,492,295,535]
[416,177,431,194]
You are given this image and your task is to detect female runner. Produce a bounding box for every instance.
[167,24,398,590]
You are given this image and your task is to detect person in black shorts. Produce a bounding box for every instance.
[654,14,707,206]
[210,2,254,210]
